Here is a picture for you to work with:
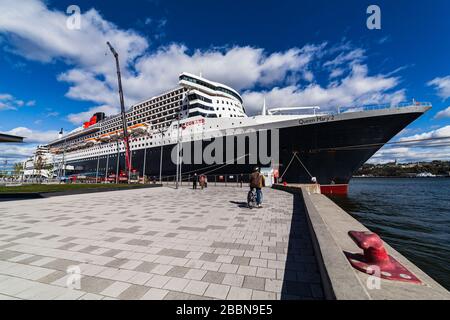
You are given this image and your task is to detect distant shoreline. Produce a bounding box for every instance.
[352,176,450,179]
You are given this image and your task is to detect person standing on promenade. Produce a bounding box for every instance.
[193,173,198,189]
[249,167,265,208]
[200,175,206,190]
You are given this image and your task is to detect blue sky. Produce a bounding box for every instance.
[0,0,449,164]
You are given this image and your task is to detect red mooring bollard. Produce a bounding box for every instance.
[345,231,421,284]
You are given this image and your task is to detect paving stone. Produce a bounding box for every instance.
[157,248,189,258]
[163,277,190,292]
[204,283,230,299]
[151,264,173,275]
[184,269,207,280]
[237,265,257,276]
[232,256,250,266]
[126,239,152,247]
[101,249,122,257]
[127,272,153,285]
[79,293,105,300]
[250,258,268,268]
[37,270,66,284]
[0,251,23,260]
[105,259,128,268]
[101,281,131,297]
[165,266,190,278]
[242,276,265,291]
[80,276,115,294]
[256,267,277,279]
[140,288,168,300]
[252,290,276,300]
[265,279,283,293]
[227,286,253,300]
[219,263,239,274]
[134,261,158,273]
[145,275,171,288]
[42,259,80,272]
[202,271,226,284]
[182,280,209,296]
[199,253,219,262]
[117,285,149,300]
[222,274,245,287]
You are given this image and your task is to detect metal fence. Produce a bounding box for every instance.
[159,173,258,187]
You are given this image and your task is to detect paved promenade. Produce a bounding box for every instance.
[0,186,322,300]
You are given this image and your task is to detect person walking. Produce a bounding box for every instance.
[193,173,198,189]
[249,167,265,208]
[200,175,206,190]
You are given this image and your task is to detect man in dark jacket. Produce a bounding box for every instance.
[249,167,265,208]
[193,173,198,189]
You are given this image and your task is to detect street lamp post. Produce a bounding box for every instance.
[61,137,67,180]
[175,115,181,189]
[158,128,167,183]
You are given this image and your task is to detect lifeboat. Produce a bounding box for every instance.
[110,131,119,140]
[67,145,77,152]
[99,133,111,142]
[84,138,98,147]
[130,123,149,136]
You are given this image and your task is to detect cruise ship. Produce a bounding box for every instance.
[42,72,431,194]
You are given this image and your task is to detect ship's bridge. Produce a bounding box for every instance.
[179,72,247,120]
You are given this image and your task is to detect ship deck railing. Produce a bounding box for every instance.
[337,101,432,114]
[265,101,432,117]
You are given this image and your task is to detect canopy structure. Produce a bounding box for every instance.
[0,133,23,143]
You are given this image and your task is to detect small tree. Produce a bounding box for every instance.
[13,162,23,180]
[35,156,44,184]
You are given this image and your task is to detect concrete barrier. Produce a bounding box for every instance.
[275,184,450,300]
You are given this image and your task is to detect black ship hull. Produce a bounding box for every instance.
[65,111,423,194]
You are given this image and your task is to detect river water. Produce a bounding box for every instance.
[329,177,450,290]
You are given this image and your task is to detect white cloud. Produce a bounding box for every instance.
[0,0,325,111]
[369,125,450,163]
[5,127,60,143]
[243,64,406,113]
[434,106,450,119]
[0,92,36,110]
[0,0,147,70]
[0,126,61,163]
[329,68,344,79]
[67,105,119,125]
[0,144,37,161]
[428,76,450,100]
[323,48,365,68]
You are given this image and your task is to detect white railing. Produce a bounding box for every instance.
[338,101,432,114]
[264,101,431,117]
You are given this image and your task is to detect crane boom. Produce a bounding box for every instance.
[106,41,132,177]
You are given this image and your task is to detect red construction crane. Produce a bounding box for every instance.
[106,41,132,178]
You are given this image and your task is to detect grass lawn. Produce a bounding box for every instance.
[0,183,151,194]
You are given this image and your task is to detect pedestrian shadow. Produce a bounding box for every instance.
[229,201,250,208]
[280,192,324,300]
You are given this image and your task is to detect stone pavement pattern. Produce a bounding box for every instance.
[0,187,323,300]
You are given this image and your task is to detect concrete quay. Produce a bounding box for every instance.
[275,184,450,300]
[0,186,322,300]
